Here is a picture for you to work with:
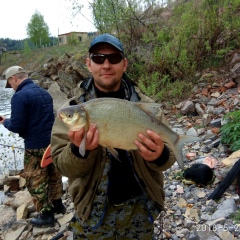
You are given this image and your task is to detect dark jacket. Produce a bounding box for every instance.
[4,79,54,149]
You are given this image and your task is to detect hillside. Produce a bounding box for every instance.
[0,44,89,79]
[1,44,240,103]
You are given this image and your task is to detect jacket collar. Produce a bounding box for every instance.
[79,74,140,103]
[15,79,33,92]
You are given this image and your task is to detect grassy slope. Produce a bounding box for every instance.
[0,43,90,78]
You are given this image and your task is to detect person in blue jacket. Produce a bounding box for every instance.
[0,66,65,227]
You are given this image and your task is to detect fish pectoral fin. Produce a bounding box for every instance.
[134,102,162,116]
[107,147,121,162]
[79,131,87,156]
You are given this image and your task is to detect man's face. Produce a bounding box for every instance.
[6,76,18,90]
[86,43,128,92]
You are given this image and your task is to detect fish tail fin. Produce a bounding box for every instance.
[173,135,201,169]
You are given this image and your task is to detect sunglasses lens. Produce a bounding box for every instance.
[91,55,105,64]
[108,53,123,64]
[91,53,123,64]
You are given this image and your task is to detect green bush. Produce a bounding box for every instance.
[124,0,240,102]
[220,110,240,151]
[138,72,193,103]
[230,209,240,224]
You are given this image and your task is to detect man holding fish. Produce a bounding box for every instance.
[51,34,198,239]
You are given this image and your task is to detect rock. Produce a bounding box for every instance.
[19,177,26,189]
[222,150,240,166]
[48,82,68,113]
[177,198,188,207]
[57,212,74,226]
[16,204,28,220]
[180,100,195,115]
[185,152,197,160]
[211,199,237,220]
[184,208,200,222]
[4,190,33,209]
[0,189,74,239]
[4,225,27,240]
[0,205,16,231]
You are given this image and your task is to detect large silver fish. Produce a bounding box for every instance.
[57,98,200,169]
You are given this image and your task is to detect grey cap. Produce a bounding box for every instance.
[3,66,27,88]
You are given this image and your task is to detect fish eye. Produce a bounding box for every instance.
[66,113,73,118]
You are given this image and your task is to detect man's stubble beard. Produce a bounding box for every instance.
[96,78,121,91]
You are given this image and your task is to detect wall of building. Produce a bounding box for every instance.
[58,32,89,46]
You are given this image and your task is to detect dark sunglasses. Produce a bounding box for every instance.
[90,53,124,64]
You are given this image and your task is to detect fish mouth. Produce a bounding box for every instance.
[57,112,64,120]
[57,112,71,122]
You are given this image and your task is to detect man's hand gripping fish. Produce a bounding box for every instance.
[57,98,200,169]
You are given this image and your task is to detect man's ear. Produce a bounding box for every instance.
[86,58,92,72]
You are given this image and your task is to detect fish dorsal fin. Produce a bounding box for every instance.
[134,102,162,116]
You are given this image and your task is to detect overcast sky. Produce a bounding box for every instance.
[0,0,96,40]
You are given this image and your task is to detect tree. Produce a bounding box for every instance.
[26,11,50,48]
[23,40,31,55]
[70,0,164,46]
[0,44,7,64]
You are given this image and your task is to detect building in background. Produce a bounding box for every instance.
[58,32,89,45]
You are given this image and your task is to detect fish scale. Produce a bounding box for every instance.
[87,100,158,149]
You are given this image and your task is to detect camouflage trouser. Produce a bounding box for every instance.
[22,148,63,212]
[69,195,160,240]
